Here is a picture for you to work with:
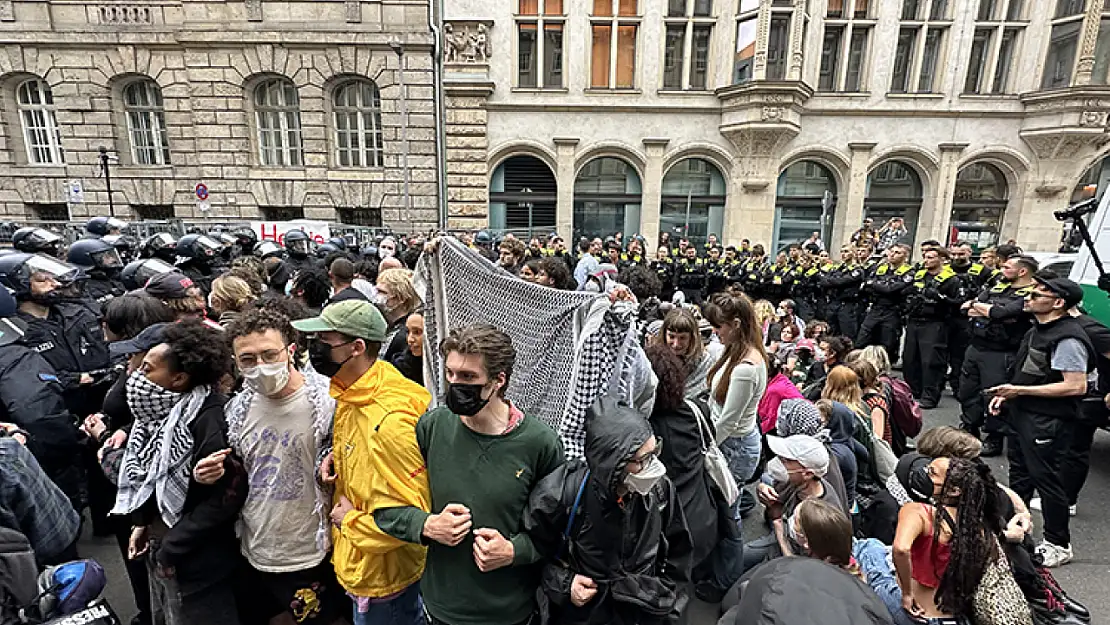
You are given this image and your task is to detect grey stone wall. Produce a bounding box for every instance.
[0,0,439,232]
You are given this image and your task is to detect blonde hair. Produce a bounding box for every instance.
[753,299,776,328]
[376,268,420,316]
[210,275,255,313]
[858,345,891,376]
[917,426,983,459]
[821,366,865,415]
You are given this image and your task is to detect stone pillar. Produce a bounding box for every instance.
[1072,0,1106,86]
[553,137,579,242]
[442,20,495,231]
[927,142,968,245]
[640,138,669,253]
[834,142,875,250]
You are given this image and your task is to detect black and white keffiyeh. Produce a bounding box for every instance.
[111,370,210,527]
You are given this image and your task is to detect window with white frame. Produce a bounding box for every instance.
[734,0,759,83]
[590,0,639,89]
[1041,0,1086,89]
[517,0,565,89]
[890,0,951,93]
[663,0,714,90]
[766,0,797,81]
[819,0,874,92]
[1092,3,1110,85]
[964,0,1024,94]
[123,80,171,165]
[16,79,65,165]
[333,80,383,168]
[254,78,303,167]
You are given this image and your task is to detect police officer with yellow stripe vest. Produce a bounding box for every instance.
[857,243,913,365]
[958,254,1037,456]
[903,247,966,409]
[947,242,993,396]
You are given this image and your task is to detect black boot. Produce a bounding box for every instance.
[981,435,1004,457]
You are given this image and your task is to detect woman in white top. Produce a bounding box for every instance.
[703,292,769,514]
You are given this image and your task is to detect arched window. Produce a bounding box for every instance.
[660,158,726,248]
[866,160,923,247]
[333,80,384,168]
[1072,155,1109,204]
[573,157,642,240]
[123,80,171,165]
[254,78,303,167]
[950,162,1009,250]
[490,155,557,238]
[16,79,65,165]
[775,160,836,252]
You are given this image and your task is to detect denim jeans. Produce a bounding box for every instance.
[853,538,917,625]
[720,430,762,522]
[352,583,424,625]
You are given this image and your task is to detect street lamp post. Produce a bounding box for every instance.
[98,146,115,217]
[391,41,411,217]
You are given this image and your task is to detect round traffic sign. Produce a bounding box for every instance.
[195,183,209,201]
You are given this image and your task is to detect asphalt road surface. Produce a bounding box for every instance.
[82,393,1110,624]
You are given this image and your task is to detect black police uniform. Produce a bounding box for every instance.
[958,279,1034,449]
[826,261,865,339]
[902,266,964,407]
[856,262,913,364]
[704,256,730,297]
[947,261,991,395]
[795,264,821,321]
[18,302,114,420]
[740,256,767,301]
[674,256,707,305]
[763,261,796,306]
[83,272,126,309]
[650,256,676,301]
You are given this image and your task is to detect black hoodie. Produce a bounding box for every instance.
[525,396,693,625]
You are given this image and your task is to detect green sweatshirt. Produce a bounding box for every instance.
[375,406,565,625]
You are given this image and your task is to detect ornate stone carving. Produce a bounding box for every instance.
[98,5,153,24]
[761,106,783,122]
[444,22,492,64]
[1079,111,1109,128]
[245,0,262,21]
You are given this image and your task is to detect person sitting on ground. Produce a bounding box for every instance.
[774,398,855,516]
[804,335,853,396]
[850,360,892,445]
[757,356,804,434]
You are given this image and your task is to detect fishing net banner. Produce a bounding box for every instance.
[414,237,638,459]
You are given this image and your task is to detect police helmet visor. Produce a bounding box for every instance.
[146,232,175,250]
[194,235,222,256]
[217,233,237,246]
[91,247,123,269]
[135,259,176,285]
[27,229,62,247]
[255,241,283,258]
[106,217,128,232]
[287,238,309,255]
[23,255,81,285]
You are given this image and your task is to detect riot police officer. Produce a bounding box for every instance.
[857,243,912,364]
[704,246,730,297]
[120,257,177,291]
[650,246,676,301]
[740,244,767,300]
[958,254,1037,456]
[67,238,126,308]
[794,254,821,321]
[0,253,113,420]
[282,229,318,273]
[620,237,647,270]
[674,245,706,305]
[825,245,865,339]
[101,233,138,264]
[903,247,965,408]
[140,231,178,262]
[233,227,259,258]
[763,250,796,305]
[84,216,127,238]
[11,227,63,258]
[947,241,992,395]
[174,233,224,294]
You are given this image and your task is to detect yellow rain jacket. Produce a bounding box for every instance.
[330,360,432,598]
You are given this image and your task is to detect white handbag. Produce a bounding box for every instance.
[686,399,740,506]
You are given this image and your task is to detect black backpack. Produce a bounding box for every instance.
[0,528,37,625]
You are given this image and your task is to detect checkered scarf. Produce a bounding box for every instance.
[111,370,210,527]
[776,398,830,442]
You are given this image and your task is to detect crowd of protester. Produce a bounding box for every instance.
[0,216,1106,625]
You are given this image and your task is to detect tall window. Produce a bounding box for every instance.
[663,0,714,90]
[891,0,951,93]
[819,0,874,92]
[333,80,383,168]
[490,155,558,237]
[123,80,171,165]
[1041,0,1086,89]
[964,0,1024,94]
[517,0,565,89]
[591,0,639,89]
[254,78,303,167]
[775,161,837,251]
[573,157,642,240]
[660,158,726,248]
[734,0,759,83]
[1093,5,1110,85]
[16,79,65,165]
[951,162,1008,250]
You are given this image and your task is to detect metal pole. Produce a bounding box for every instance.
[99,146,115,217]
[392,43,411,217]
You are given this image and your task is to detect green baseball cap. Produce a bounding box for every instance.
[291,300,388,342]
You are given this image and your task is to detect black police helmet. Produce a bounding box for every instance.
[234,228,258,248]
[283,229,311,257]
[475,231,493,245]
[11,227,62,255]
[67,238,123,271]
[327,236,348,251]
[176,233,222,260]
[0,253,81,299]
[140,232,177,261]
[120,258,176,291]
[85,216,128,236]
[316,242,339,258]
[254,241,285,260]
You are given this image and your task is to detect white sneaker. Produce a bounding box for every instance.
[1036,542,1074,568]
[1029,497,1077,516]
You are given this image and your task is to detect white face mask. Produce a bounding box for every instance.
[624,456,666,496]
[373,292,389,307]
[242,361,291,397]
[766,457,789,484]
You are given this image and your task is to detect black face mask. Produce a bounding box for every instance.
[446,382,491,417]
[310,340,352,378]
[897,453,935,503]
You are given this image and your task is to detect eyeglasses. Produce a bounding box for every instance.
[628,436,663,472]
[236,348,289,369]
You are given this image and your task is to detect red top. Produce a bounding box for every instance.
[910,504,951,588]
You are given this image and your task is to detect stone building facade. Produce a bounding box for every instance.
[0,0,439,230]
[443,0,1110,253]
